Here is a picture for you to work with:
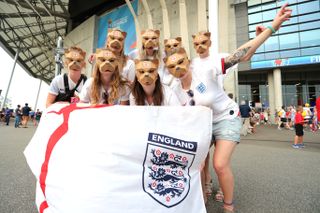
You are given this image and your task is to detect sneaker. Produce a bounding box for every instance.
[292,145,300,149]
[298,144,305,148]
[278,127,282,130]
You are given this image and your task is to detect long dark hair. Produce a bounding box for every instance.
[131,74,163,105]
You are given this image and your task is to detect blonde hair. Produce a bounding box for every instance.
[90,49,128,105]
[64,46,86,58]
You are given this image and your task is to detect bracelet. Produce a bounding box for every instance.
[267,26,276,34]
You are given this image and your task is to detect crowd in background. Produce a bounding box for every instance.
[239,99,320,135]
[0,103,42,127]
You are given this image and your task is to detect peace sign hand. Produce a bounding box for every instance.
[272,3,292,31]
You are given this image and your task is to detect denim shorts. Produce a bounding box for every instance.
[212,117,241,143]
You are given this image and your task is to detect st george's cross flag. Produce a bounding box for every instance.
[24,104,212,213]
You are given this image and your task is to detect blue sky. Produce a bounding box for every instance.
[0,46,49,111]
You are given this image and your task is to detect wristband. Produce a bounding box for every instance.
[267,26,276,34]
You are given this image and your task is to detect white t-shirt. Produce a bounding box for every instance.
[122,59,135,83]
[179,55,239,122]
[303,107,312,119]
[49,74,86,96]
[129,84,181,106]
[79,78,130,104]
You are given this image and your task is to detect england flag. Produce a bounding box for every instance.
[24,104,212,213]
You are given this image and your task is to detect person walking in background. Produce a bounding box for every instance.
[289,106,296,130]
[35,109,42,126]
[239,100,252,136]
[316,96,320,129]
[278,106,286,130]
[4,107,11,126]
[14,105,22,128]
[263,108,270,125]
[275,108,279,125]
[29,109,36,126]
[303,103,312,131]
[311,109,318,132]
[292,105,305,149]
[22,103,31,128]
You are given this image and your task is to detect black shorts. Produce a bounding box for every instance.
[281,118,287,122]
[295,124,304,136]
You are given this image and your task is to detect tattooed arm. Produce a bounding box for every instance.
[224,3,292,70]
[224,47,252,70]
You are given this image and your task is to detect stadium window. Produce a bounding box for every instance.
[262,10,277,21]
[300,29,320,47]
[279,33,300,49]
[261,2,276,10]
[248,5,261,13]
[283,17,298,26]
[265,51,280,60]
[299,20,320,31]
[298,12,320,22]
[248,13,263,24]
[280,49,301,58]
[248,0,262,7]
[301,46,320,56]
[249,32,256,39]
[251,53,265,61]
[278,25,299,34]
[256,44,265,53]
[297,1,320,15]
[265,36,280,51]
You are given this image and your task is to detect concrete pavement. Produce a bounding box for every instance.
[0,122,319,213]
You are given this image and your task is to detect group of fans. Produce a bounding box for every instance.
[276,103,319,133]
[44,4,292,212]
[0,103,42,128]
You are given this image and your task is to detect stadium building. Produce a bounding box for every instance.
[1,0,319,122]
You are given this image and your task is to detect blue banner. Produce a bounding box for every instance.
[97,0,138,55]
[251,55,320,69]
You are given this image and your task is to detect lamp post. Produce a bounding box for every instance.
[54,36,64,77]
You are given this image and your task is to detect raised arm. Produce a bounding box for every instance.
[224,3,292,70]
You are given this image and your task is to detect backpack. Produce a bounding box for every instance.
[54,73,87,103]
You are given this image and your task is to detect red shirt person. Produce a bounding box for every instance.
[316,96,320,121]
[295,110,304,125]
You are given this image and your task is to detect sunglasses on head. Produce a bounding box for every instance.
[187,90,195,106]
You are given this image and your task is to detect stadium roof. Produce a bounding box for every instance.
[0,0,125,84]
[0,0,69,84]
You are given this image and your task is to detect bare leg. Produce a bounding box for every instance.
[298,136,303,144]
[213,140,237,210]
[294,136,299,145]
[204,153,212,188]
[200,161,207,204]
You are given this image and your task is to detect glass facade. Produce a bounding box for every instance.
[281,71,320,106]
[238,73,269,107]
[247,0,320,65]
[238,70,320,107]
[240,1,320,108]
